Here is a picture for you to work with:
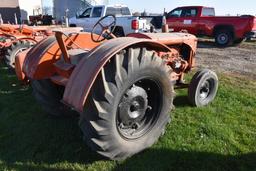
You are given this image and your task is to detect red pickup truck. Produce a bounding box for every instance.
[166,6,256,46]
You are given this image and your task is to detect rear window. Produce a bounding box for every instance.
[105,7,131,16]
[202,8,215,16]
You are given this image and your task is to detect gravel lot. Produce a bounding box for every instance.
[196,39,256,80]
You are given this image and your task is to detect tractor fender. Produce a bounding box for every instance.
[15,48,31,82]
[63,37,171,113]
[23,36,57,79]
[23,33,101,80]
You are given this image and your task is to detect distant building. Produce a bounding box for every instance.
[0,0,21,24]
[0,0,43,24]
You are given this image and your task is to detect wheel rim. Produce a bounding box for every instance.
[199,78,214,100]
[217,33,228,44]
[14,47,28,57]
[116,78,163,139]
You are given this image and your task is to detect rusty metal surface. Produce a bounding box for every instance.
[23,33,101,80]
[63,37,171,113]
[23,36,56,79]
[55,31,70,63]
[128,32,198,53]
[0,25,82,50]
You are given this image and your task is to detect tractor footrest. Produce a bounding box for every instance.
[50,75,69,86]
[53,60,75,78]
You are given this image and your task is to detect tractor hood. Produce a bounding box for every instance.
[127,32,198,53]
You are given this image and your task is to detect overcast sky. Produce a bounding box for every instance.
[109,0,256,15]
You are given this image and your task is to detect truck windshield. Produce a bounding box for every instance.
[105,7,131,16]
[202,8,215,16]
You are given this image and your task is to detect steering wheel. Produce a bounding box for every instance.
[91,15,117,43]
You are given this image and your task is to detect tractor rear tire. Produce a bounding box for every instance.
[188,69,218,107]
[31,79,77,117]
[79,47,174,160]
[5,40,33,69]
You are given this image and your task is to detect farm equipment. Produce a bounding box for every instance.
[0,24,51,68]
[16,15,218,160]
[0,24,82,69]
[29,14,53,26]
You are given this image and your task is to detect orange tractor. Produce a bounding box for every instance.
[0,24,51,68]
[16,15,218,160]
[0,24,82,69]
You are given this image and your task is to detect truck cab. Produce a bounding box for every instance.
[69,5,150,36]
[166,6,215,35]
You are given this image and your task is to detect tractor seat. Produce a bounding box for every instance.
[67,48,89,65]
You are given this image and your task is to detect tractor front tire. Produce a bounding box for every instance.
[5,40,32,69]
[31,79,77,117]
[79,47,174,160]
[188,69,218,107]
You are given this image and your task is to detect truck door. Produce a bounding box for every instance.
[88,7,104,33]
[166,8,183,32]
[167,7,198,34]
[76,8,92,31]
[179,8,198,34]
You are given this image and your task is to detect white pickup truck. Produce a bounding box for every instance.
[69,5,150,36]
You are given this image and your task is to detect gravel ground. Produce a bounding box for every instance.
[195,39,256,80]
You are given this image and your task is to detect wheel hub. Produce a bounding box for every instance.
[221,35,226,41]
[116,78,162,139]
[199,81,210,99]
[218,33,228,44]
[118,85,148,126]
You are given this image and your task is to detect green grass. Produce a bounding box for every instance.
[0,61,255,171]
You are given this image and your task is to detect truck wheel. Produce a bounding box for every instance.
[5,40,33,69]
[188,69,218,107]
[215,30,233,47]
[31,79,77,117]
[79,48,174,160]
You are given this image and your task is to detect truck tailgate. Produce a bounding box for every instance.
[253,18,256,30]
